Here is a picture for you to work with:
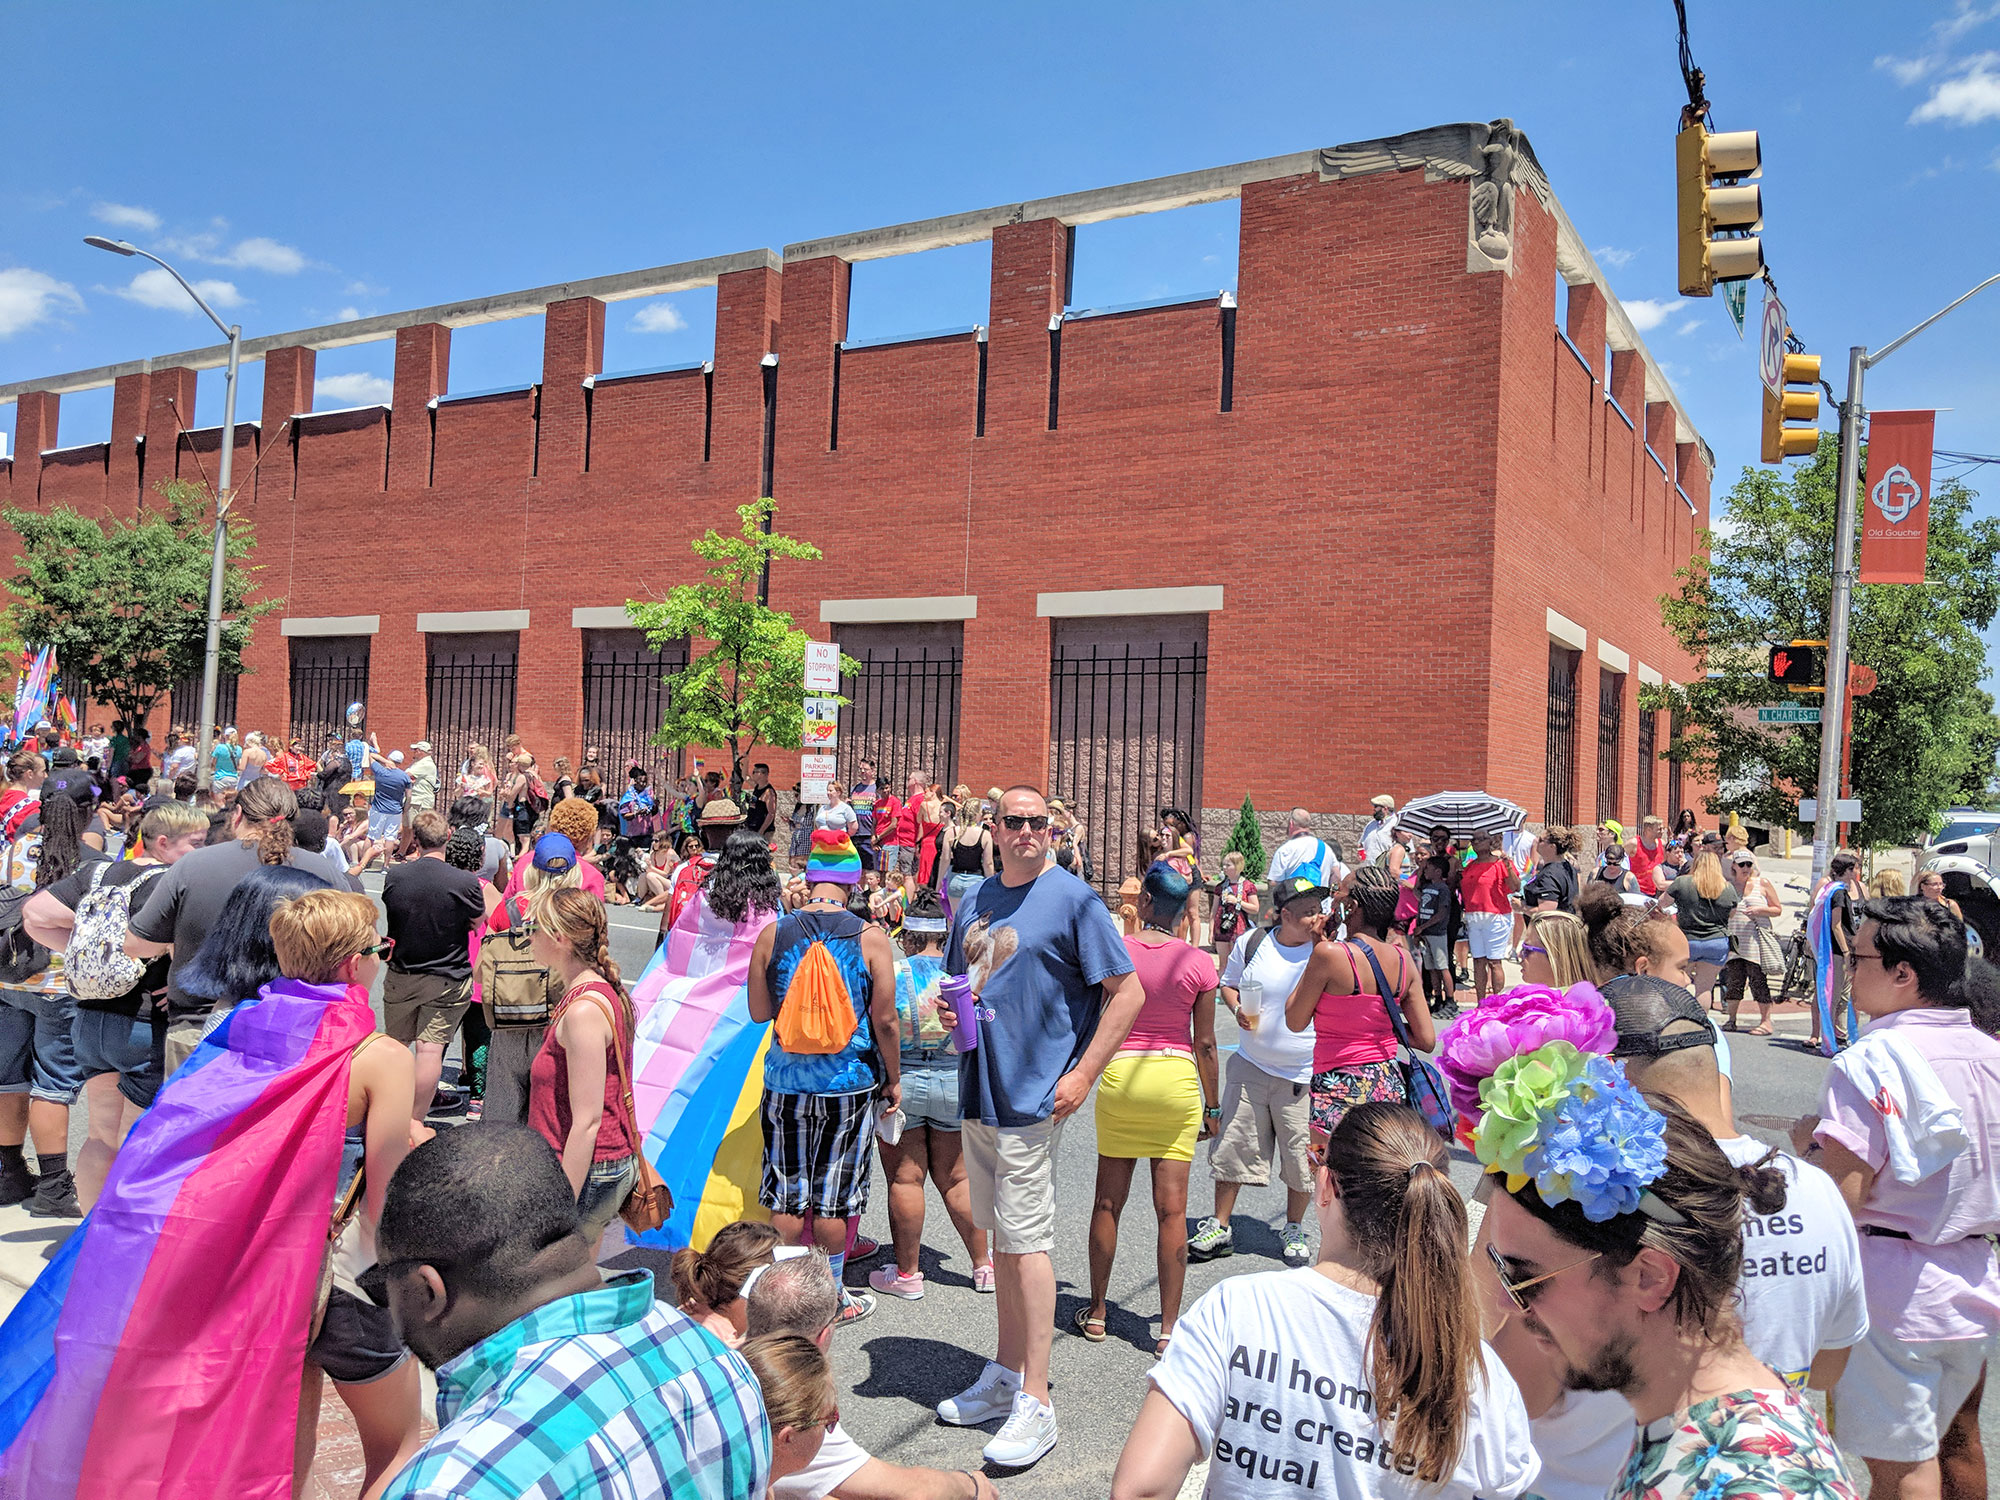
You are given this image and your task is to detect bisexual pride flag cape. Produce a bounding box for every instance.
[0,981,372,1500]
[1804,880,1854,1057]
[627,890,779,1252]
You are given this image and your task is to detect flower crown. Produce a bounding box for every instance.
[1436,982,1617,1136]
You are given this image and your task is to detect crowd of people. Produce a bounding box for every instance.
[0,716,1993,1500]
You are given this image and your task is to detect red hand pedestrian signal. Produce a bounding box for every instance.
[1772,650,1793,680]
[1768,645,1821,685]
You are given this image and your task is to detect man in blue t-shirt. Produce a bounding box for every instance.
[934,785,1140,1469]
[365,741,413,844]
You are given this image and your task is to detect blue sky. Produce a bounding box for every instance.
[3,3,1997,595]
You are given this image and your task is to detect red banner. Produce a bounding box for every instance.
[1859,409,1935,585]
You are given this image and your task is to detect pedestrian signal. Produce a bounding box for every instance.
[1676,124,1763,297]
[1768,645,1820,686]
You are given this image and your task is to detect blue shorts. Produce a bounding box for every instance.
[576,1154,639,1241]
[0,988,83,1106]
[1687,936,1730,967]
[899,1061,963,1131]
[73,1008,163,1109]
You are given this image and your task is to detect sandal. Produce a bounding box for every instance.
[1071,1306,1106,1342]
[1154,1334,1173,1358]
[1746,1025,1774,1036]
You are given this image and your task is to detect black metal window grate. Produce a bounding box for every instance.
[1546,646,1579,827]
[1049,628,1206,894]
[288,638,370,757]
[170,671,240,736]
[836,631,963,797]
[425,632,518,799]
[1596,669,1624,824]
[1667,709,1686,824]
[582,630,687,787]
[1636,709,1657,821]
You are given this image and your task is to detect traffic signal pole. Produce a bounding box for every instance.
[1808,273,2000,892]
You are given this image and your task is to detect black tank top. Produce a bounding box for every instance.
[949,835,985,874]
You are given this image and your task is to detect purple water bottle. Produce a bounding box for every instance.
[939,973,976,1052]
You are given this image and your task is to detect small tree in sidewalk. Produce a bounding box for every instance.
[1221,795,1268,880]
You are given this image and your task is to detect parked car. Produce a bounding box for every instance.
[1917,838,2000,958]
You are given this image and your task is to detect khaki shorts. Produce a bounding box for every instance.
[163,1017,206,1077]
[382,971,473,1047]
[1209,1052,1314,1193]
[961,1116,1064,1256]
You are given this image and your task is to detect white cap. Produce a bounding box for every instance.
[389,750,405,763]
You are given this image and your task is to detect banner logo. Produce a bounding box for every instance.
[1870,463,1922,525]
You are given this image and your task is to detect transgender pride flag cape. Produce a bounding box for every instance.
[627,892,778,1251]
[0,981,372,1500]
[1804,880,1854,1057]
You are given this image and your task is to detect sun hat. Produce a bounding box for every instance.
[805,829,862,886]
[699,798,745,825]
[532,833,578,873]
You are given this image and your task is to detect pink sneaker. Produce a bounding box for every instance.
[869,1265,925,1300]
[973,1262,996,1294]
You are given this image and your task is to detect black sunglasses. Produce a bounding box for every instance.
[1000,815,1051,831]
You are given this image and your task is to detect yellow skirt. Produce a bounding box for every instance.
[1094,1051,1201,1162]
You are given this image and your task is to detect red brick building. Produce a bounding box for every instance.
[0,122,1714,881]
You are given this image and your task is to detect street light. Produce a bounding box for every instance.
[85,234,241,793]
[1810,271,2000,891]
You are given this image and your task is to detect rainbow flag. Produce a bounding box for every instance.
[627,892,778,1251]
[7,647,52,749]
[0,980,374,1499]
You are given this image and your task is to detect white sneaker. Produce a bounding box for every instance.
[937,1361,1020,1426]
[982,1389,1058,1467]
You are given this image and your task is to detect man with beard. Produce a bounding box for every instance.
[375,1125,770,1499]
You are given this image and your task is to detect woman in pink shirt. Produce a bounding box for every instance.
[1078,863,1218,1355]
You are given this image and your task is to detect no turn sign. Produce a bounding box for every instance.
[1759,288,1786,401]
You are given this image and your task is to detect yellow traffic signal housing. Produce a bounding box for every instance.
[1676,124,1763,296]
[1761,353,1822,463]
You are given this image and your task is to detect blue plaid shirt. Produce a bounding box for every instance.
[382,1268,770,1500]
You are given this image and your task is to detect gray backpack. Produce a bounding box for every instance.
[66,863,162,1001]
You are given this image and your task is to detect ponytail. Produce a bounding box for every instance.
[1324,1103,1478,1486]
[235,776,298,866]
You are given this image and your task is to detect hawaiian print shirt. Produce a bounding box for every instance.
[1612,1386,1856,1500]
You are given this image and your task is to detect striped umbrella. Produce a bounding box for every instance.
[1395,790,1528,840]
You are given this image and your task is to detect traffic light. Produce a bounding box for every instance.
[1676,123,1763,297]
[1761,353,1822,463]
[1768,644,1820,686]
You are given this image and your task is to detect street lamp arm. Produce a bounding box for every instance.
[1865,272,2000,371]
[107,242,237,344]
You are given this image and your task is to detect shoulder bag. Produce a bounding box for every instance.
[573,985,674,1233]
[1347,940,1455,1143]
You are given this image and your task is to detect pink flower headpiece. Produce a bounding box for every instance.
[1435,982,1617,1134]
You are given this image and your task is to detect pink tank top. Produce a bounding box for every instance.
[1310,940,1406,1073]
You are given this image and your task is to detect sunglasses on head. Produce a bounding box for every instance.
[1000,814,1051,831]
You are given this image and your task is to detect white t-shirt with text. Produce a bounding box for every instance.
[1221,931,1317,1085]
[1717,1134,1868,1388]
[1150,1267,1538,1500]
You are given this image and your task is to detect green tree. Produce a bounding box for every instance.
[2,478,277,725]
[626,499,855,788]
[1222,795,1268,880]
[1650,435,2000,846]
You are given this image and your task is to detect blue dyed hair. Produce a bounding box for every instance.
[1142,860,1192,921]
[175,864,333,1009]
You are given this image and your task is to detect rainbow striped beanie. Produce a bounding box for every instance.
[806,829,862,885]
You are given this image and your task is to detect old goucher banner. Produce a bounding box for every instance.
[1859,409,1935,585]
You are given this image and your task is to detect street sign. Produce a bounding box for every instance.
[1759,288,1787,400]
[1758,706,1821,724]
[801,697,840,749]
[804,641,841,692]
[1849,662,1878,696]
[1799,798,1862,823]
[800,751,837,804]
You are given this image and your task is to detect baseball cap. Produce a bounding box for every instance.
[389,750,405,763]
[1598,974,1716,1058]
[1272,874,1330,907]
[412,740,432,753]
[1729,849,1756,866]
[532,833,578,873]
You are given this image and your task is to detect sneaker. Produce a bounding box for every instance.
[869,1265,925,1300]
[26,1170,80,1220]
[1186,1215,1233,1263]
[849,1234,882,1263]
[972,1262,996,1294]
[465,1098,484,1121]
[938,1361,1022,1426]
[982,1389,1058,1467]
[0,1154,33,1208]
[1280,1222,1313,1267]
[832,1291,875,1327]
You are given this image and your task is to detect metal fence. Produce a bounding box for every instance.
[1635,708,1657,821]
[425,632,518,795]
[170,671,240,737]
[1049,632,1206,894]
[1545,646,1579,826]
[836,634,963,793]
[1595,669,1624,824]
[289,637,370,757]
[1667,709,1686,824]
[582,630,686,786]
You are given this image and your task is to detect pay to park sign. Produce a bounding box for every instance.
[1859,410,1935,585]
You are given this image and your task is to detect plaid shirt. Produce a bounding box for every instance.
[382,1268,770,1500]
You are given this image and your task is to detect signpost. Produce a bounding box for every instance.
[1799,799,1862,824]
[801,697,840,749]
[803,642,840,693]
[1757,706,1821,724]
[800,752,836,803]
[1759,289,1787,401]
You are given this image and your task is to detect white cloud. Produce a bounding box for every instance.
[343,279,385,297]
[630,302,688,334]
[1912,51,2000,123]
[1621,297,1687,332]
[1677,318,1703,336]
[1593,245,1636,268]
[1939,1,2000,44]
[113,267,242,312]
[90,201,160,233]
[313,372,393,406]
[222,236,306,274]
[335,306,364,322]
[0,268,83,339]
[1878,53,1937,85]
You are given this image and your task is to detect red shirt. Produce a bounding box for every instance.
[1628,836,1668,896]
[873,794,906,847]
[528,980,637,1163]
[1459,855,1517,914]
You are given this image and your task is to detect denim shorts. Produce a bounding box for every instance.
[72,1008,163,1109]
[899,1061,963,1131]
[1687,935,1730,967]
[0,988,83,1106]
[576,1154,640,1240]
